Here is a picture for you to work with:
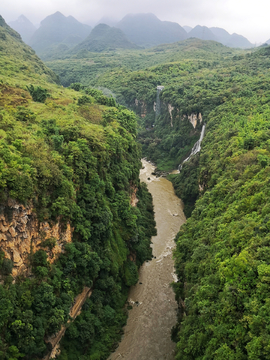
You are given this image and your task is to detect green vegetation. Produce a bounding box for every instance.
[72,23,140,53]
[0,17,156,360]
[46,31,270,359]
[4,5,270,359]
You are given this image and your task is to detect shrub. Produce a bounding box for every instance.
[27,84,50,103]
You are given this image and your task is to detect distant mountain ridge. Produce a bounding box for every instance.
[73,23,140,53]
[115,13,253,49]
[28,11,91,55]
[188,25,217,41]
[116,13,187,48]
[9,11,254,54]
[186,25,253,48]
[8,15,36,43]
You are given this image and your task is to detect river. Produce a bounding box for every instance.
[109,159,186,360]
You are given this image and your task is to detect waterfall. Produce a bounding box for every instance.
[178,124,206,171]
[155,86,164,120]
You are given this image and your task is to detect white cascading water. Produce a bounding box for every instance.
[178,124,206,171]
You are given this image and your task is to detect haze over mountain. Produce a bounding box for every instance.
[8,14,36,43]
[95,17,118,28]
[210,27,252,48]
[29,11,91,55]
[116,13,187,48]
[73,23,140,53]
[188,25,217,41]
[187,24,253,48]
[183,25,192,33]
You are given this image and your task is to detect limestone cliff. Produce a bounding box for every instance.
[134,98,202,128]
[0,199,73,277]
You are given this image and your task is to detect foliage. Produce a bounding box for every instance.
[0,18,156,360]
[27,84,50,103]
[47,34,270,359]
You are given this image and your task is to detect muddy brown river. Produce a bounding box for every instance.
[109,159,186,360]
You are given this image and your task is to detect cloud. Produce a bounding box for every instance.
[1,0,270,42]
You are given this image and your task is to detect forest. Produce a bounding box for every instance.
[47,39,270,359]
[0,17,156,360]
[2,7,270,360]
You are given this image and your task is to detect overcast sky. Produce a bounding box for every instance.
[1,0,269,44]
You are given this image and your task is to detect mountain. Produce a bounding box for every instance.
[0,15,58,83]
[73,23,140,52]
[95,16,118,27]
[8,14,36,43]
[227,32,253,48]
[187,25,253,48]
[116,13,187,48]
[183,25,193,33]
[29,11,91,55]
[188,25,217,41]
[210,27,231,44]
[0,14,155,360]
[211,27,253,48]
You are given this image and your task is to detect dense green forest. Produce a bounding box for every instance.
[0,16,156,360]
[3,5,270,359]
[45,33,270,359]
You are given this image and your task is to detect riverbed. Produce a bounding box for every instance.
[109,159,186,360]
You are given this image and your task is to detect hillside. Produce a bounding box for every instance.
[0,15,155,360]
[72,23,140,53]
[3,5,270,358]
[45,38,239,88]
[188,25,217,41]
[73,39,270,358]
[116,13,187,48]
[8,14,36,43]
[187,25,253,48]
[29,11,91,57]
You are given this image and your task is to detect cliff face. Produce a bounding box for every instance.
[0,199,73,277]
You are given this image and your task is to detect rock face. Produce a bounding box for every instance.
[187,112,203,128]
[0,199,73,277]
[134,98,147,117]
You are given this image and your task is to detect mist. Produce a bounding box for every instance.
[1,0,270,43]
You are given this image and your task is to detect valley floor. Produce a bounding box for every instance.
[109,160,186,360]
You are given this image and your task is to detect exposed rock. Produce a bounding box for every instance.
[43,286,92,360]
[168,104,174,127]
[134,98,147,118]
[187,113,203,128]
[130,186,138,207]
[9,226,17,237]
[0,200,73,277]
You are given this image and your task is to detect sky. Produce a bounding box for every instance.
[1,0,269,44]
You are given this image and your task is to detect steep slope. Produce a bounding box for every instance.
[173,46,270,359]
[8,14,36,43]
[0,15,58,83]
[73,23,140,52]
[89,38,270,358]
[189,25,253,48]
[188,25,217,41]
[116,13,187,48]
[29,11,91,56]
[210,27,231,44]
[0,15,155,360]
[211,27,253,48]
[228,32,253,48]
